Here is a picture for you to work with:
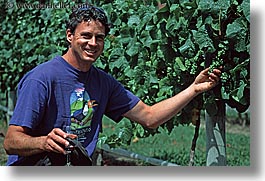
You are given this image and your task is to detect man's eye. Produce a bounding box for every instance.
[82,35,91,39]
[97,36,104,41]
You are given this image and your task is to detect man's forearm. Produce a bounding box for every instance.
[124,84,199,129]
[4,127,45,157]
[149,84,198,127]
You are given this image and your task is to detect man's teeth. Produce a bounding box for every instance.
[85,50,95,53]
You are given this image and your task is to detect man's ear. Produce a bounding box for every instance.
[66,29,73,44]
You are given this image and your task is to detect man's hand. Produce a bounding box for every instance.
[4,125,77,156]
[192,67,222,94]
[42,128,77,154]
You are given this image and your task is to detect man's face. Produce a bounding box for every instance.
[68,20,106,64]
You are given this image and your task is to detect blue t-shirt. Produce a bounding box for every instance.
[6,56,140,165]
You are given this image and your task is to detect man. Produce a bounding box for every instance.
[4,5,221,166]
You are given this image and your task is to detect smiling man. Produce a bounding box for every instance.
[63,14,107,71]
[4,5,221,166]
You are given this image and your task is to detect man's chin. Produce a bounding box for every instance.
[82,56,96,62]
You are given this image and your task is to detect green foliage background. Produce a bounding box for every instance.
[0,0,250,139]
[100,116,250,166]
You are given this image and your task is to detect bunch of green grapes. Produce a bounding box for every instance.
[209,48,225,73]
[209,58,223,73]
[221,71,232,94]
[208,43,232,94]
[209,41,229,72]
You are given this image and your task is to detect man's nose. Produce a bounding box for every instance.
[88,36,97,46]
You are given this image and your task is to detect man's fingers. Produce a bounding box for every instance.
[201,67,210,75]
[45,128,71,154]
[209,72,220,82]
[65,134,78,140]
[212,68,222,76]
[53,128,68,137]
[45,138,67,154]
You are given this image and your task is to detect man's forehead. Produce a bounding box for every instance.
[75,20,106,34]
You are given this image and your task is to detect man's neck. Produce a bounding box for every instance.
[62,49,92,72]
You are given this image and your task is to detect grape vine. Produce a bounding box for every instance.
[0,0,250,147]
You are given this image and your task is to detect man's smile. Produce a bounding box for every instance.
[84,49,96,56]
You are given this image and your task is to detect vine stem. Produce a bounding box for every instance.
[189,110,201,166]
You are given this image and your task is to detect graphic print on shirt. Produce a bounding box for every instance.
[70,88,98,141]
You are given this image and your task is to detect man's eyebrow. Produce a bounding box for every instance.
[97,34,106,38]
[80,32,105,37]
[80,32,92,36]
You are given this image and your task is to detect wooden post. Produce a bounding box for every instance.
[205,99,226,166]
[204,51,227,166]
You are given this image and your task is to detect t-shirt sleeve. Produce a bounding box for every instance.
[105,80,140,122]
[9,77,47,130]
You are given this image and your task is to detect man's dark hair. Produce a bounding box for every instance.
[66,4,111,35]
